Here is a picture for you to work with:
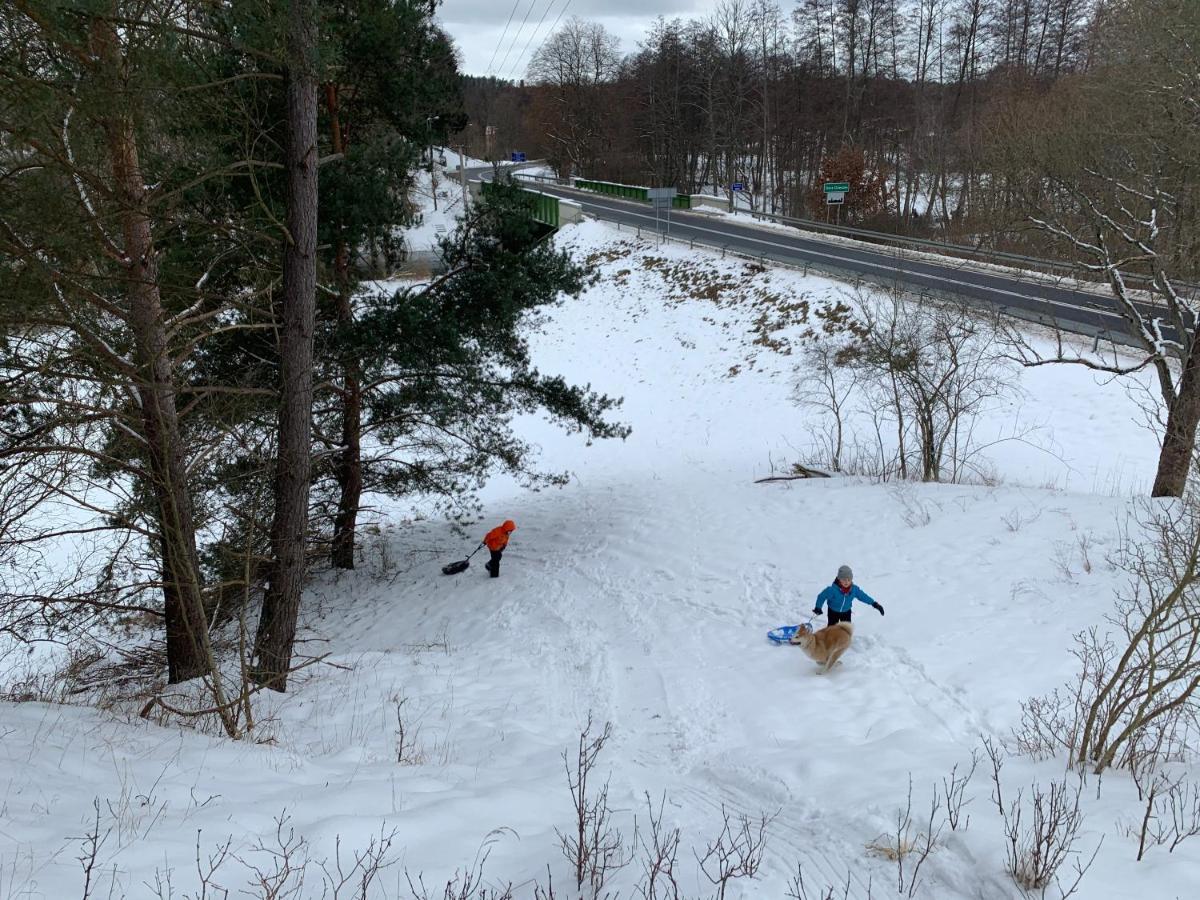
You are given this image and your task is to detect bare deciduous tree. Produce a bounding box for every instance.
[634,792,683,900]
[527,18,621,179]
[798,290,1018,483]
[693,804,772,900]
[1078,494,1200,773]
[943,750,980,832]
[556,714,629,898]
[794,342,860,473]
[856,292,1014,483]
[1000,0,1200,497]
[866,776,944,899]
[1129,766,1200,861]
[1018,486,1200,775]
[998,777,1100,899]
[786,863,867,900]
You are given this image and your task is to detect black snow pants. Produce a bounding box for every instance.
[826,608,852,628]
[486,548,503,577]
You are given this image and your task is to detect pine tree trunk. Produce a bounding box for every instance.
[331,285,363,570]
[326,84,363,571]
[254,0,318,691]
[1152,350,1200,498]
[90,18,210,684]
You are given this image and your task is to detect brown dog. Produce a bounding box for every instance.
[789,622,853,672]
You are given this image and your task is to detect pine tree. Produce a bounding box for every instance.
[252,0,319,692]
[0,1,269,691]
[318,0,467,569]
[334,180,630,520]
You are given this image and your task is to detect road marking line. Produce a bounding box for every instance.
[552,192,1127,325]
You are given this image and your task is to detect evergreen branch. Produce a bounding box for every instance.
[72,13,282,65]
[177,72,284,93]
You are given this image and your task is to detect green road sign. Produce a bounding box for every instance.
[823,182,850,193]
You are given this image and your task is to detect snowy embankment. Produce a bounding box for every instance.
[395,148,479,256]
[2,218,1196,899]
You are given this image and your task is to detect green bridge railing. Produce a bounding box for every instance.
[574,179,691,209]
[482,180,560,229]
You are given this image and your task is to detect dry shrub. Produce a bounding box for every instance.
[1017,491,1200,774]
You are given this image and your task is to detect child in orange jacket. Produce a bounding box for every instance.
[483,520,516,578]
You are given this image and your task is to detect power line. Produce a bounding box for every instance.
[512,0,572,80]
[508,0,561,80]
[485,0,523,76]
[494,0,540,80]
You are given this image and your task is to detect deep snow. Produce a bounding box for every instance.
[1,212,1196,899]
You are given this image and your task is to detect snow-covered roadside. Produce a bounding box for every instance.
[544,175,1153,307]
[399,150,476,255]
[1,218,1194,899]
[684,204,1168,307]
[405,152,552,256]
[524,220,1160,496]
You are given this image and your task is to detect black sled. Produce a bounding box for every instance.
[441,542,483,575]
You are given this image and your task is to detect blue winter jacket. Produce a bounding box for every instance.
[814,582,877,614]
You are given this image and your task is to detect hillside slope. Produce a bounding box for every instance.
[2,218,1194,900]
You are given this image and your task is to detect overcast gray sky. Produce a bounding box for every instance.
[437,0,709,79]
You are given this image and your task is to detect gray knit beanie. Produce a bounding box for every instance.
[836,565,853,581]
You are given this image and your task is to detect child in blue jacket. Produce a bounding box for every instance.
[813,565,885,627]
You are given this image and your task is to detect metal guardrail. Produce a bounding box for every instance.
[711,209,1076,273]
[480,177,559,229]
[572,178,692,209]
[515,172,1195,294]
[481,178,560,228]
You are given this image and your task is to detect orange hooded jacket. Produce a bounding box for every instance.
[484,520,516,551]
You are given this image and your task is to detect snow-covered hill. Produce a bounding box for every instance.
[2,216,1196,899]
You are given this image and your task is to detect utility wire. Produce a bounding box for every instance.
[512,0,572,80]
[494,0,540,79]
[485,0,523,76]
[508,0,561,80]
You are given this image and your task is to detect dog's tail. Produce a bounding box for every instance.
[832,621,854,636]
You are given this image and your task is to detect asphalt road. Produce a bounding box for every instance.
[466,167,1166,346]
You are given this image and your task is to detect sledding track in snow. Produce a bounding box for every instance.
[4,216,1197,899]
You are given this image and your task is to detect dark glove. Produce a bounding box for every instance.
[874,602,885,616]
[812,608,822,617]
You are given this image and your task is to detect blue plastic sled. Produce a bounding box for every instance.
[767,623,813,644]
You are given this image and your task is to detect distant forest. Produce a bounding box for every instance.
[454,0,1101,244]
